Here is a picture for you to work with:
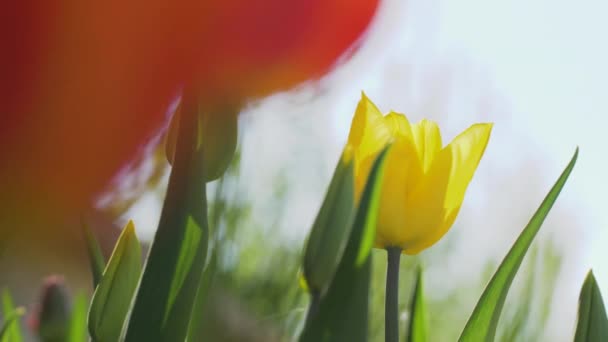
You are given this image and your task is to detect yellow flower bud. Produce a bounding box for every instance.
[347,93,492,254]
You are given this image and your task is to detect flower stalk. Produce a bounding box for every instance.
[304,291,321,328]
[385,247,401,342]
[124,87,210,341]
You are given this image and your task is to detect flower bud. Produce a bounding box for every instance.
[30,276,71,342]
[165,102,238,182]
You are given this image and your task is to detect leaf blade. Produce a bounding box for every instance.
[459,148,578,342]
[1,290,23,342]
[574,270,608,342]
[303,148,356,296]
[300,145,391,342]
[88,221,141,342]
[82,220,106,288]
[406,267,428,342]
[68,293,88,342]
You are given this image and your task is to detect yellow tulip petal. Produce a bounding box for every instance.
[384,112,413,140]
[376,137,422,248]
[440,123,493,209]
[402,123,492,253]
[402,206,460,255]
[411,119,443,173]
[347,92,391,161]
[348,93,392,198]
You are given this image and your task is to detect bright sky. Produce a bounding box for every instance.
[436,0,608,294]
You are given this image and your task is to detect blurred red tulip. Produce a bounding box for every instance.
[0,0,380,226]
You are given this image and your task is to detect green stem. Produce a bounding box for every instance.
[385,247,401,342]
[125,88,209,341]
[304,291,321,328]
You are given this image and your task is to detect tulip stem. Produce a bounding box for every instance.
[385,247,401,342]
[304,291,321,327]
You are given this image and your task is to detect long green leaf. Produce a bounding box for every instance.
[82,220,106,288]
[68,293,88,342]
[303,148,356,296]
[459,148,578,342]
[186,248,217,342]
[406,267,428,342]
[124,91,209,342]
[0,308,24,342]
[574,270,608,342]
[300,145,391,342]
[1,290,23,342]
[88,221,141,342]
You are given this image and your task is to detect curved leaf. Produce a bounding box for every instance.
[574,270,608,342]
[303,148,356,296]
[459,148,578,342]
[0,291,24,342]
[82,220,106,288]
[406,267,428,342]
[88,221,141,342]
[300,145,391,342]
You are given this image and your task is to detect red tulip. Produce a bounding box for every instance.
[0,0,380,227]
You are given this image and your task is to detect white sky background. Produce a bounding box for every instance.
[125,0,608,339]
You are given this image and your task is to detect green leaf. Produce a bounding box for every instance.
[88,221,141,342]
[124,91,210,342]
[574,270,608,342]
[406,267,428,342]
[1,290,23,342]
[0,308,25,342]
[300,145,391,342]
[459,147,578,342]
[68,293,88,342]
[303,148,356,296]
[186,248,217,342]
[82,220,106,288]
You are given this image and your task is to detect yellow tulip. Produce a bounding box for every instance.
[347,93,492,254]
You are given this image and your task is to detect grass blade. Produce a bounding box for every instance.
[68,293,88,342]
[88,221,141,342]
[1,290,23,342]
[459,148,578,342]
[186,249,217,342]
[406,267,428,342]
[82,220,106,288]
[574,270,608,342]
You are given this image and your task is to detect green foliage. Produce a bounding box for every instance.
[459,148,578,342]
[406,267,428,342]
[300,145,390,342]
[82,220,106,288]
[497,243,562,342]
[124,93,210,342]
[574,270,608,342]
[186,249,217,342]
[88,221,142,342]
[0,290,23,342]
[68,293,88,342]
[303,148,355,296]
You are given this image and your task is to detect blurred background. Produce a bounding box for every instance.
[3,0,606,340]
